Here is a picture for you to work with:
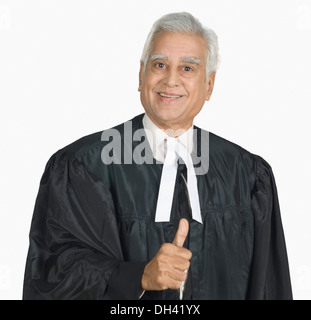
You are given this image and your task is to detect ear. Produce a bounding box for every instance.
[205,72,216,101]
[138,63,144,92]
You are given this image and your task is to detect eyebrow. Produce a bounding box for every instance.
[181,57,201,65]
[149,54,167,62]
[149,55,201,65]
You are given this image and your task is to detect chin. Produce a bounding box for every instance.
[156,111,181,122]
[156,113,187,129]
[156,106,184,118]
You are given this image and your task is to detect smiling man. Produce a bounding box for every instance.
[139,31,215,132]
[23,12,292,300]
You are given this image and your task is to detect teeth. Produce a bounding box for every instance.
[159,93,181,98]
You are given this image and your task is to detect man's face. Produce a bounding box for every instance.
[139,31,215,131]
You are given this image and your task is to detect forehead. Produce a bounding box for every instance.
[150,32,207,60]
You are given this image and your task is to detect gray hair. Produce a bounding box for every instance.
[140,12,220,76]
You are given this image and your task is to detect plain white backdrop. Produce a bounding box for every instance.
[0,0,310,300]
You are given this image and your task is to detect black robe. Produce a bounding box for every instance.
[23,114,292,300]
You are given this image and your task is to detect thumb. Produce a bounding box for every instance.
[172,219,189,247]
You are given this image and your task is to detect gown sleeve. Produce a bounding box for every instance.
[23,151,146,300]
[246,155,293,300]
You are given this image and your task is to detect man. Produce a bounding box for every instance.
[23,12,292,300]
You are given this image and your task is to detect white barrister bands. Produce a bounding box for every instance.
[155,137,203,224]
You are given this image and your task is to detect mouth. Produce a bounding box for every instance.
[157,92,184,104]
[158,92,182,98]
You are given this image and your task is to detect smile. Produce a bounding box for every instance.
[158,92,182,98]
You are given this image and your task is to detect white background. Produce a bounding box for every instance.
[0,0,310,300]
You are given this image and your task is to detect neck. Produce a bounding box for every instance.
[145,114,193,137]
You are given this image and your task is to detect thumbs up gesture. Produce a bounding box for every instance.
[141,219,192,291]
[172,218,189,247]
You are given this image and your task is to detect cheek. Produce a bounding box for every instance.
[140,81,155,105]
[142,78,159,97]
[143,84,154,102]
[186,81,204,99]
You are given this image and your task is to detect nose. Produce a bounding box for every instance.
[163,68,181,87]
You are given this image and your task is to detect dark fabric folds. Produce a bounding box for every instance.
[246,156,292,299]
[23,113,292,300]
[23,152,146,300]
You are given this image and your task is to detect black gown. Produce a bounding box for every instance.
[23,113,292,300]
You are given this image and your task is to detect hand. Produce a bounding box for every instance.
[141,219,192,291]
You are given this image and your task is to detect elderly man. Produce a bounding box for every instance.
[23,12,292,300]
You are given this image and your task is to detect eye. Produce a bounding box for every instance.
[152,61,167,73]
[183,66,192,72]
[156,62,165,68]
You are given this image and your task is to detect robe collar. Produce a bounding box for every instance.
[142,113,194,163]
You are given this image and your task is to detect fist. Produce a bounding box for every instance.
[141,219,192,291]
